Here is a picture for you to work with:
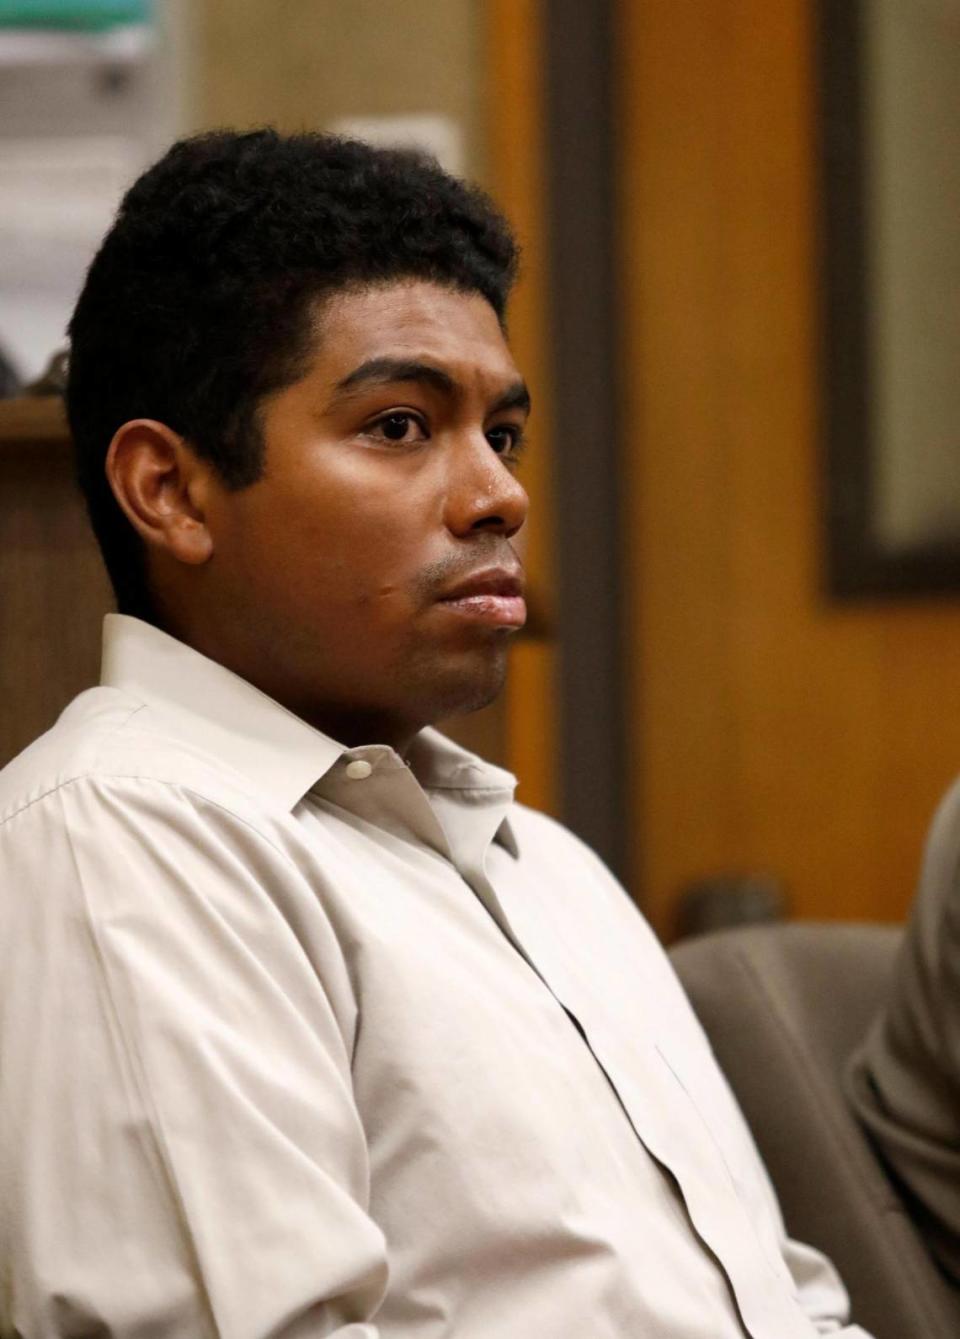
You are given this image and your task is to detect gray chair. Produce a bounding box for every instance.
[669,922,960,1339]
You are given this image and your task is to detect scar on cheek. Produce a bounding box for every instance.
[355,582,402,605]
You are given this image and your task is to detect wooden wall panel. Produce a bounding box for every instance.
[0,402,112,767]
[194,0,484,173]
[620,0,960,935]
[486,0,557,815]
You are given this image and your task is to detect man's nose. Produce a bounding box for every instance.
[444,434,529,539]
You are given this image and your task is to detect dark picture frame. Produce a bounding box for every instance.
[819,0,960,598]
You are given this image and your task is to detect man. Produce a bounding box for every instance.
[849,778,960,1284]
[0,130,868,1337]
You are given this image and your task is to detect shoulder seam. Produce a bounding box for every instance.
[0,702,148,830]
[91,699,149,769]
[0,772,307,885]
[1,775,95,830]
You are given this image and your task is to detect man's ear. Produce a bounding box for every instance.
[105,419,214,566]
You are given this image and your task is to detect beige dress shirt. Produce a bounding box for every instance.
[0,615,868,1338]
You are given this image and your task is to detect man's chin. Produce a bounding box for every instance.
[415,646,511,725]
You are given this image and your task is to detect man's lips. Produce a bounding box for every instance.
[435,567,527,628]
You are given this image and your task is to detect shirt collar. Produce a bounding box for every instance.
[99,614,519,853]
[100,614,343,810]
[407,727,520,860]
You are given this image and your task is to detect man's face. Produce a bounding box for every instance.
[192,279,531,747]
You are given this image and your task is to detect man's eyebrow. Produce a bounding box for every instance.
[334,358,457,397]
[332,358,531,415]
[490,381,531,416]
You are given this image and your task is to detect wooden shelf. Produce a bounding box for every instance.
[0,397,69,447]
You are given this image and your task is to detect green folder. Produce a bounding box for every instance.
[0,0,152,30]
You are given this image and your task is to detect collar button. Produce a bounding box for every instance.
[345,759,373,780]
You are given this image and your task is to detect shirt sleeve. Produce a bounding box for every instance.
[0,774,388,1338]
[777,1236,873,1337]
[848,775,960,1284]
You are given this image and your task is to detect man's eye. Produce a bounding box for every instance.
[487,424,524,457]
[368,412,428,444]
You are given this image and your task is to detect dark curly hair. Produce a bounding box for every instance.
[66,128,519,619]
